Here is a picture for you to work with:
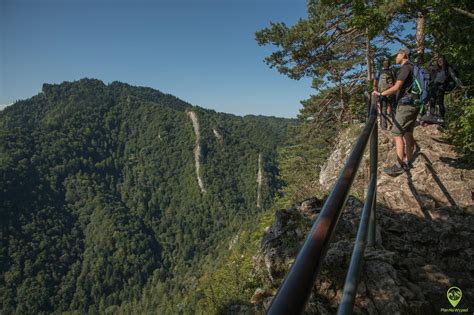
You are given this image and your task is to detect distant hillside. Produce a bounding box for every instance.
[0,78,295,314]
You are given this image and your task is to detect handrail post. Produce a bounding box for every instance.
[368,96,378,247]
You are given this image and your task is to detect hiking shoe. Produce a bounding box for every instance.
[420,114,444,125]
[383,163,405,176]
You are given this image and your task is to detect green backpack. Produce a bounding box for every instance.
[377,69,395,91]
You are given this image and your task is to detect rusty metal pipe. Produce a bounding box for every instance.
[337,174,377,315]
[267,97,378,315]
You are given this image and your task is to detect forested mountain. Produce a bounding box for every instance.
[0,78,294,314]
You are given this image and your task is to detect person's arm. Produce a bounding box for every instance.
[448,66,464,88]
[372,78,404,97]
[381,80,403,96]
[373,64,409,97]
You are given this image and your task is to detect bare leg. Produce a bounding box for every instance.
[404,132,415,162]
[394,135,405,163]
[438,90,446,118]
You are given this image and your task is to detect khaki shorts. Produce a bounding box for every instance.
[391,104,418,136]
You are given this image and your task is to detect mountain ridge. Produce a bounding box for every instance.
[0,78,295,314]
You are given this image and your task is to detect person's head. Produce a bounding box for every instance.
[394,47,410,64]
[437,55,448,70]
[382,59,391,70]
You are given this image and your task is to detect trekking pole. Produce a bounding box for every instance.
[365,91,371,121]
[379,111,393,127]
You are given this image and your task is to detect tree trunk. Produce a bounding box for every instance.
[366,28,374,83]
[415,11,425,64]
[338,81,345,123]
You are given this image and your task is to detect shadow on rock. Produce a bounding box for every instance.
[439,156,474,170]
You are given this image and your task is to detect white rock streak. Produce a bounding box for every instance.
[187,111,206,193]
[212,128,223,144]
[257,153,263,208]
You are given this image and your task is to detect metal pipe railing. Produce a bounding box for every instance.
[337,174,377,314]
[368,112,378,247]
[267,96,378,315]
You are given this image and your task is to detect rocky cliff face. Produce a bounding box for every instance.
[248,124,473,314]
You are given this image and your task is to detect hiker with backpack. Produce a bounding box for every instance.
[424,55,463,122]
[372,47,422,176]
[373,59,396,130]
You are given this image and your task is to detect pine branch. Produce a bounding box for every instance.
[383,32,411,48]
[453,7,474,19]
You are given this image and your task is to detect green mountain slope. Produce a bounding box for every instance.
[0,78,294,314]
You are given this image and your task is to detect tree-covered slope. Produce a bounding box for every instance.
[0,78,294,314]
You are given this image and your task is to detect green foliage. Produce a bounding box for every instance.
[116,209,276,314]
[425,1,474,83]
[0,79,293,314]
[275,120,333,208]
[195,232,258,313]
[445,92,474,162]
[255,1,368,93]
[192,209,274,314]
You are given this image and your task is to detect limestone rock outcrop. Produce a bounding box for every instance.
[187,110,206,193]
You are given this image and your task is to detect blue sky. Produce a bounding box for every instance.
[1,0,315,118]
